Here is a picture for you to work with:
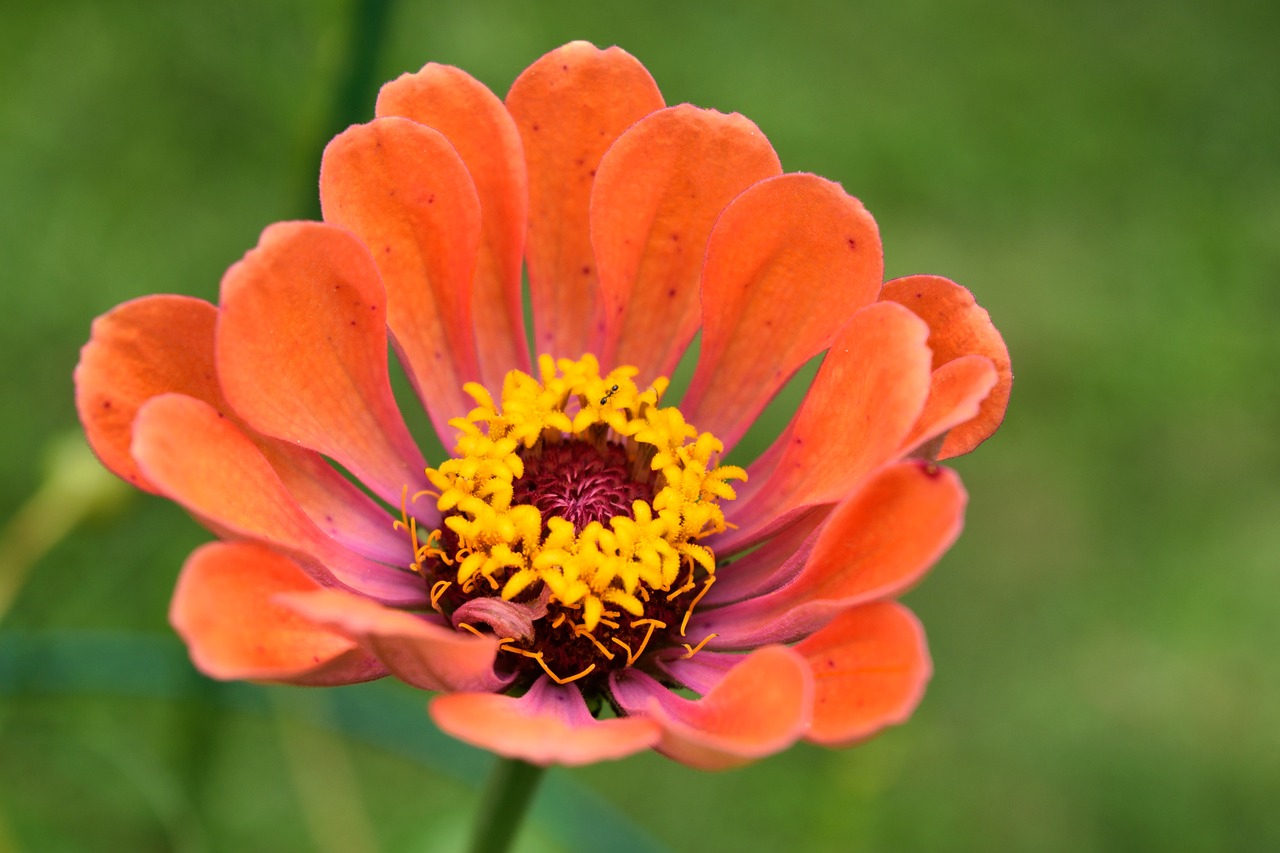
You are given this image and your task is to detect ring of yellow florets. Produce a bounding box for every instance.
[396,354,745,689]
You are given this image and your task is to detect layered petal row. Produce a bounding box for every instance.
[76,40,1010,771]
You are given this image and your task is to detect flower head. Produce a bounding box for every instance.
[75,42,1011,769]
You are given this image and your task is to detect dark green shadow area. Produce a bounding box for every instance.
[0,630,666,853]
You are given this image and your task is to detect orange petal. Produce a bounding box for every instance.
[74,294,407,563]
[796,601,932,747]
[610,645,813,770]
[881,275,1012,458]
[718,301,932,552]
[901,354,999,457]
[320,118,482,440]
[216,221,427,503]
[694,461,965,648]
[592,105,782,376]
[376,63,531,387]
[506,40,664,359]
[682,174,884,450]
[430,677,661,766]
[132,393,426,606]
[170,541,387,685]
[75,294,222,492]
[279,589,510,694]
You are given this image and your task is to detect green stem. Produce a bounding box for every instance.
[467,758,546,853]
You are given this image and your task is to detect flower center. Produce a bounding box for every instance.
[396,354,745,694]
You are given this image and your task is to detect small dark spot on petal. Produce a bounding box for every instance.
[581,265,591,275]
[847,238,857,250]
[102,400,112,409]
[531,123,541,132]
[561,64,569,71]
[667,288,677,298]
[588,169,596,177]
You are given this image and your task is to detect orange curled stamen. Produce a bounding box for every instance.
[666,579,695,601]
[394,484,411,533]
[457,622,484,638]
[409,516,422,560]
[577,630,616,660]
[508,647,596,685]
[681,633,717,658]
[628,618,663,664]
[416,529,451,565]
[429,580,452,612]
[679,575,716,637]
[610,637,635,665]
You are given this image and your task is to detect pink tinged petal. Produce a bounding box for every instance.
[610,645,813,770]
[902,354,999,457]
[694,461,966,649]
[278,589,511,694]
[260,445,413,567]
[216,221,427,505]
[430,676,661,766]
[320,119,484,439]
[74,293,409,564]
[796,601,932,747]
[506,40,665,359]
[652,649,741,695]
[376,63,531,386]
[132,394,426,606]
[592,105,783,376]
[717,302,933,553]
[881,275,1012,458]
[703,506,827,606]
[451,597,536,642]
[75,294,224,492]
[681,174,885,451]
[170,541,387,686]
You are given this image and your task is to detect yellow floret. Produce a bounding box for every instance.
[414,354,745,644]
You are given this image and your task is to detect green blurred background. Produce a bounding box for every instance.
[3,0,1278,850]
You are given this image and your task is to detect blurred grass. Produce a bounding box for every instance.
[2,0,1278,850]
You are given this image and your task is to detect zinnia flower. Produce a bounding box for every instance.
[75,41,1010,769]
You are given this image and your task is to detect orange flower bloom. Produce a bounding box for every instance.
[74,42,1010,769]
